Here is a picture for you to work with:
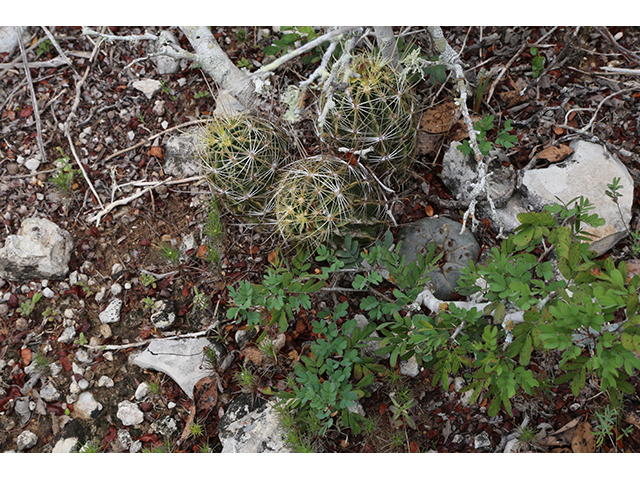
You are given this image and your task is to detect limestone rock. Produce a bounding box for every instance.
[16,430,38,451]
[73,392,103,420]
[0,217,73,281]
[131,337,226,399]
[440,140,633,256]
[218,394,290,453]
[518,140,633,255]
[152,30,182,75]
[163,128,201,178]
[132,78,162,100]
[117,400,144,426]
[150,299,176,330]
[99,298,122,324]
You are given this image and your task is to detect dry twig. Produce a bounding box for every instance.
[17,27,47,164]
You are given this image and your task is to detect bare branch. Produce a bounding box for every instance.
[17,27,47,164]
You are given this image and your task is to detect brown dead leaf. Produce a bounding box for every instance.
[572,421,596,453]
[537,144,573,164]
[193,376,219,418]
[623,411,640,430]
[177,403,196,445]
[149,146,164,160]
[267,250,278,264]
[498,90,524,108]
[196,244,208,258]
[551,447,573,453]
[420,100,460,133]
[626,259,640,282]
[241,346,264,366]
[425,205,434,217]
[21,347,31,366]
[539,417,582,446]
[416,130,439,156]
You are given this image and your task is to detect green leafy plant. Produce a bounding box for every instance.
[141,297,155,309]
[448,193,640,414]
[192,286,207,311]
[277,307,381,436]
[530,47,545,78]
[74,332,88,346]
[190,422,204,438]
[17,293,42,317]
[591,405,633,451]
[36,39,52,57]
[237,57,251,69]
[226,248,325,332]
[234,365,258,393]
[457,115,518,157]
[194,91,211,100]
[264,27,322,64]
[605,177,640,257]
[140,273,157,289]
[78,439,102,453]
[49,147,76,196]
[147,381,162,396]
[388,387,417,430]
[136,111,145,124]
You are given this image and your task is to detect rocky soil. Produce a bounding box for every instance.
[2,26,640,454]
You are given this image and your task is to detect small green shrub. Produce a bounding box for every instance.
[457,115,518,157]
[49,147,76,196]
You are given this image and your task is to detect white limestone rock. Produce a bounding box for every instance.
[99,298,122,324]
[117,400,144,426]
[0,217,73,281]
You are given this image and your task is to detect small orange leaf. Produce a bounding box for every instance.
[267,250,278,264]
[196,244,208,258]
[149,146,164,160]
[537,144,573,164]
[409,441,419,453]
[250,246,259,255]
[21,347,32,366]
[425,204,434,216]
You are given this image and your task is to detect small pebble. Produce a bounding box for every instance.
[42,287,55,299]
[117,400,144,426]
[110,283,123,296]
[16,430,38,451]
[97,376,114,388]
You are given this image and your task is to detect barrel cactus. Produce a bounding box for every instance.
[274,154,389,248]
[198,114,291,222]
[317,53,418,184]
[396,216,480,300]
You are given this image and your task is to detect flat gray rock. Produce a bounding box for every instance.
[131,337,222,399]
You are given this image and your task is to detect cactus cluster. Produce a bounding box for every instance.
[198,114,290,222]
[198,52,419,248]
[273,154,388,248]
[318,53,418,184]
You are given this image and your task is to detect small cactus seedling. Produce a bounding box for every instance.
[318,53,418,184]
[274,154,389,248]
[198,114,292,223]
